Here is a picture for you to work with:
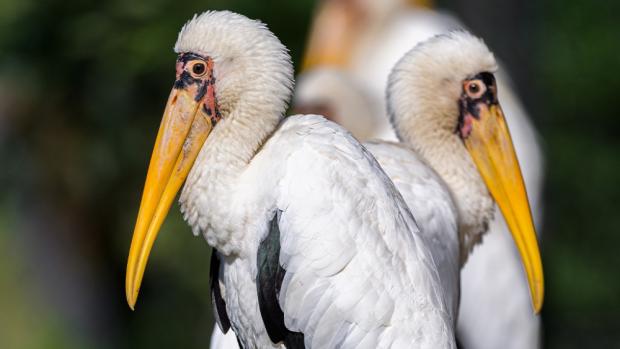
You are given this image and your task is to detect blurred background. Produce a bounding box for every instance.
[0,0,618,348]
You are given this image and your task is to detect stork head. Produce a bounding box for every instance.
[387,31,544,313]
[125,11,293,310]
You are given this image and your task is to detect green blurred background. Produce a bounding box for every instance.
[0,0,618,348]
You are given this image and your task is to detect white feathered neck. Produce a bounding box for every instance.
[175,11,294,254]
[387,31,498,261]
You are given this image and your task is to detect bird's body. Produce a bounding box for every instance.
[210,137,461,349]
[203,115,454,348]
[294,2,544,348]
[209,29,544,349]
[126,11,457,349]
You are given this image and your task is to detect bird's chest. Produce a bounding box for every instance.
[181,171,255,255]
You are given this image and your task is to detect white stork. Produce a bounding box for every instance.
[293,1,545,348]
[126,11,457,348]
[210,30,544,349]
[378,29,544,315]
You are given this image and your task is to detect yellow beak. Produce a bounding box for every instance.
[408,0,435,8]
[125,85,213,310]
[301,0,435,71]
[463,103,544,313]
[301,0,359,71]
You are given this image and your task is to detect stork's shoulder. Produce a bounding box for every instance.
[263,114,378,175]
[241,114,381,209]
[364,140,453,202]
[271,114,360,149]
[364,141,458,249]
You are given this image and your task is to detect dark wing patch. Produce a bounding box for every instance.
[257,210,305,348]
[456,335,465,349]
[210,248,231,333]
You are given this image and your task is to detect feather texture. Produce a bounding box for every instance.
[201,116,455,348]
[257,210,305,347]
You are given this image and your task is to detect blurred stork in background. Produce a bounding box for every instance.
[293,1,545,349]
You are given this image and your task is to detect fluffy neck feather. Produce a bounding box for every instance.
[387,32,497,263]
[175,11,294,254]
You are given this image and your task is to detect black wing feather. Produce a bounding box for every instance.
[210,248,231,333]
[257,210,305,348]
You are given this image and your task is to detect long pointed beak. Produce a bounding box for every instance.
[126,86,213,310]
[463,103,544,313]
[301,0,359,71]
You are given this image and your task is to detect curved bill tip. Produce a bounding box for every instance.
[127,298,136,311]
[126,278,138,310]
[533,279,544,314]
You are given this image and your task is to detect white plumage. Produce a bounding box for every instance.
[293,2,544,348]
[210,325,240,349]
[127,11,456,349]
[364,141,460,315]
[246,116,453,348]
[209,28,544,349]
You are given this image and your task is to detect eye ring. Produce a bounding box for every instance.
[189,61,207,77]
[465,80,486,98]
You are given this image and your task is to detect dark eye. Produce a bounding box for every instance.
[465,80,486,98]
[468,82,480,94]
[192,63,206,76]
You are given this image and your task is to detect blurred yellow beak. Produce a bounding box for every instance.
[408,0,434,8]
[302,0,435,71]
[125,86,213,310]
[464,103,544,313]
[301,0,359,70]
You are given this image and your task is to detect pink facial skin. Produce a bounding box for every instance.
[460,112,475,139]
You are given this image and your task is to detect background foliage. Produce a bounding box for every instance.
[0,0,618,348]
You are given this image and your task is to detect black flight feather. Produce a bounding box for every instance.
[257,210,305,348]
[210,248,231,333]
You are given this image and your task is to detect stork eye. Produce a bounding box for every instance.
[465,80,486,99]
[191,62,206,76]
